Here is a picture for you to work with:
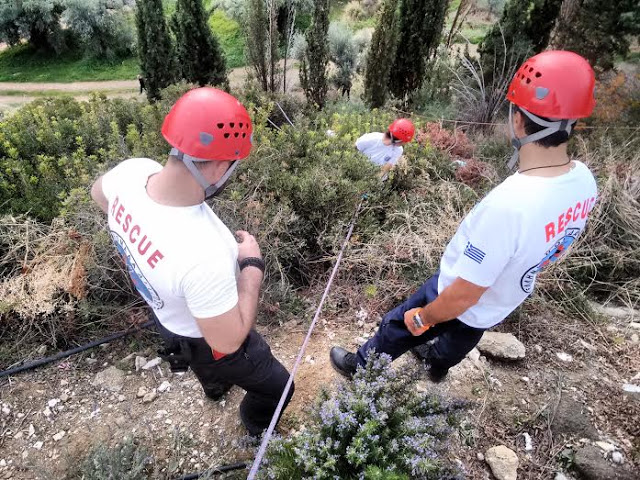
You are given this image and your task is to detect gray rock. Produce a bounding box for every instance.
[611,451,624,464]
[141,357,162,370]
[91,366,125,392]
[551,398,598,440]
[477,332,526,360]
[134,356,147,371]
[485,445,518,480]
[573,444,636,480]
[142,391,157,403]
[554,473,569,480]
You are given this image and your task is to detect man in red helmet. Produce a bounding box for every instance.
[90,88,293,436]
[355,118,415,178]
[331,51,598,381]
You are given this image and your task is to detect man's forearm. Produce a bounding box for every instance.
[419,293,476,327]
[237,268,263,331]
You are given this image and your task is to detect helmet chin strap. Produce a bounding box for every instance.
[508,104,576,171]
[170,148,239,199]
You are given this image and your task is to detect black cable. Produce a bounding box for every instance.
[0,320,154,379]
[175,461,248,479]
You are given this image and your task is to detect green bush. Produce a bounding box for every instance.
[261,353,465,479]
[209,9,245,69]
[79,437,151,480]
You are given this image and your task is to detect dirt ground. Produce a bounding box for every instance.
[1,295,639,479]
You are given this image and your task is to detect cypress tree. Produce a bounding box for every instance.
[388,0,449,102]
[172,0,228,88]
[300,0,330,108]
[551,0,640,71]
[246,0,269,91]
[363,0,400,109]
[478,0,562,83]
[135,0,177,101]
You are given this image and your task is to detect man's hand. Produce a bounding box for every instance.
[236,230,262,261]
[404,307,431,336]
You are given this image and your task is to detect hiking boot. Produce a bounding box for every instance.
[330,346,358,378]
[411,344,448,383]
[203,382,233,401]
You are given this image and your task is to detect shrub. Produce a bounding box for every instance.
[261,353,466,479]
[79,437,151,480]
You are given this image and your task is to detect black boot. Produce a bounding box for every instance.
[411,344,448,383]
[203,382,233,401]
[330,346,358,378]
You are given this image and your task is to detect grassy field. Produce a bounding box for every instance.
[0,45,139,83]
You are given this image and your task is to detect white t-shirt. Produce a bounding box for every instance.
[438,161,598,329]
[102,158,239,338]
[355,132,403,166]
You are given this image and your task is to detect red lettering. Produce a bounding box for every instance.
[557,213,566,234]
[565,207,573,226]
[123,214,132,233]
[581,199,589,219]
[147,250,164,269]
[115,205,125,224]
[129,225,140,244]
[545,222,556,242]
[573,202,581,221]
[137,235,151,255]
[111,196,119,217]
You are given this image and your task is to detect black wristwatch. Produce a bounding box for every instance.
[239,257,265,273]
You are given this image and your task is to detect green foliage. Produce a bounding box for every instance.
[79,437,151,480]
[245,0,272,92]
[136,0,178,101]
[261,354,465,479]
[172,0,228,88]
[0,0,68,53]
[300,0,330,108]
[363,0,399,108]
[388,0,448,102]
[209,9,245,69]
[552,0,640,71]
[328,22,358,94]
[0,44,138,82]
[478,0,562,83]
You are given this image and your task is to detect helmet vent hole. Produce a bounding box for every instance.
[526,78,531,84]
[535,72,542,78]
[239,122,243,128]
[230,122,235,128]
[217,123,224,129]
[224,133,230,139]
[243,133,246,138]
[529,67,534,73]
[234,132,239,138]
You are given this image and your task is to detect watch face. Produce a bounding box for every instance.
[413,314,423,329]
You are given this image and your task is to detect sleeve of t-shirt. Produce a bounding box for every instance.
[101,158,158,202]
[388,146,403,166]
[182,261,239,319]
[452,203,519,287]
[355,133,377,153]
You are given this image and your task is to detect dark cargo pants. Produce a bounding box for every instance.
[153,315,294,436]
[356,274,486,371]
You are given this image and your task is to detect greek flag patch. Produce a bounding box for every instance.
[464,242,486,264]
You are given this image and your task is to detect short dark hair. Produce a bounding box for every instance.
[515,106,571,148]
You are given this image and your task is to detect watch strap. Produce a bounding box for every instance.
[239,256,265,273]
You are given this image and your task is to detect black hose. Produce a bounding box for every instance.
[0,320,154,379]
[175,461,248,479]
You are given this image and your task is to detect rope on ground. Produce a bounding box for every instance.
[246,195,367,480]
[0,320,154,379]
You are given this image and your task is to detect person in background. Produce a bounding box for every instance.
[355,118,415,179]
[331,51,598,382]
[91,88,294,436]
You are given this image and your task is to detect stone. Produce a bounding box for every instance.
[533,344,543,354]
[477,452,485,461]
[13,432,23,440]
[85,358,98,365]
[36,345,47,356]
[142,391,157,403]
[142,357,162,370]
[33,441,43,450]
[59,393,69,402]
[554,473,569,480]
[91,366,125,392]
[611,451,623,464]
[47,399,60,408]
[522,432,533,451]
[28,425,35,437]
[136,387,147,398]
[118,395,126,402]
[551,398,598,440]
[574,444,636,480]
[52,431,65,442]
[135,356,147,371]
[477,332,525,360]
[485,445,518,480]
[158,381,171,393]
[0,459,6,467]
[595,441,615,453]
[622,383,640,393]
[629,322,640,330]
[556,352,573,362]
[1,407,9,415]
[631,334,639,343]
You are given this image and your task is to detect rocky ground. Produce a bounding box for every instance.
[0,301,639,479]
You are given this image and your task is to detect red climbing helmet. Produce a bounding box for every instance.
[507,50,596,119]
[162,87,253,161]
[388,118,415,143]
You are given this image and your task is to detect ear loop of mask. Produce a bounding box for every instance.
[170,148,239,199]
[508,104,576,171]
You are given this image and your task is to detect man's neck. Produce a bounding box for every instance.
[518,143,571,177]
[146,160,205,207]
